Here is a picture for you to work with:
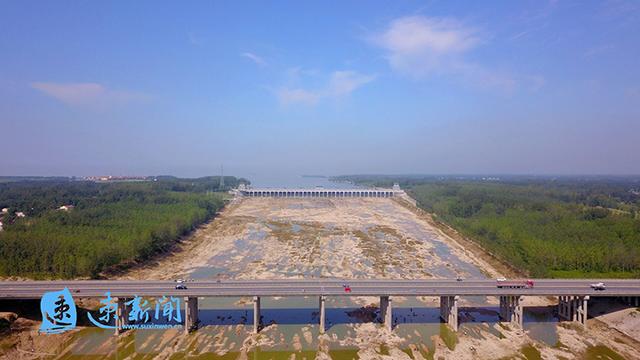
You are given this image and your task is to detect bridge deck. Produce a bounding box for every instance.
[1,279,639,299]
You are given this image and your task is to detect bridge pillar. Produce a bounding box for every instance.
[380,296,392,331]
[440,295,459,331]
[513,296,523,329]
[622,296,639,307]
[499,296,523,328]
[558,296,568,320]
[184,297,199,334]
[319,296,326,333]
[558,296,589,328]
[115,297,129,335]
[253,296,261,333]
[558,296,563,319]
[577,296,589,329]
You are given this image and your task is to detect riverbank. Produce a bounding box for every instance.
[393,197,521,280]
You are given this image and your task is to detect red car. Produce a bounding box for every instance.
[343,284,352,293]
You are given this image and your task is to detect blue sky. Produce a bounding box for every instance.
[1,1,639,178]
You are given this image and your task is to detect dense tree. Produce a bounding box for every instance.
[0,179,235,278]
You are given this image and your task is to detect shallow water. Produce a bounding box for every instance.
[523,307,558,346]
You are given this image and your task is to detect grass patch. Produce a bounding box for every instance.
[439,324,458,351]
[583,345,625,360]
[521,344,542,360]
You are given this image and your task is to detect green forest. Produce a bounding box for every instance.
[0,176,247,279]
[335,175,640,278]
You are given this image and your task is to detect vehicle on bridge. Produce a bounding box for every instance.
[590,282,606,291]
[496,278,534,289]
[175,279,188,290]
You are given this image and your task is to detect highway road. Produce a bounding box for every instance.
[1,279,639,299]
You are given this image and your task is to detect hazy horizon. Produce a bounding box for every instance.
[2,171,640,180]
[2,1,639,177]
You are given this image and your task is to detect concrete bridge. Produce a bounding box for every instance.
[238,187,398,198]
[2,279,639,335]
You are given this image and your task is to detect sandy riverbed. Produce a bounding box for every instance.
[122,198,493,281]
[1,197,639,359]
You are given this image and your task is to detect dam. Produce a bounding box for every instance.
[236,184,405,198]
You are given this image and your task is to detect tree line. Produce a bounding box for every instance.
[0,177,245,278]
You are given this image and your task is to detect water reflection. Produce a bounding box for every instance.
[58,298,563,358]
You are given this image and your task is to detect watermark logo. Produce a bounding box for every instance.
[86,291,118,329]
[87,292,182,329]
[40,290,183,333]
[39,287,77,334]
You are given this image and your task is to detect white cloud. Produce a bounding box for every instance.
[584,44,614,58]
[328,71,376,96]
[369,15,544,93]
[31,82,149,107]
[370,15,481,77]
[276,88,320,105]
[241,52,267,67]
[276,70,375,106]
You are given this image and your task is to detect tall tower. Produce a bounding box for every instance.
[220,164,224,189]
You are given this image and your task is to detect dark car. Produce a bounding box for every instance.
[175,278,188,289]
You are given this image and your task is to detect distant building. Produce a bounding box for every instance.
[1,208,8,214]
[15,212,26,218]
[59,205,75,211]
[84,175,150,182]
[392,183,401,191]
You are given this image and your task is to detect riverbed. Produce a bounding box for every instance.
[2,197,638,359]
